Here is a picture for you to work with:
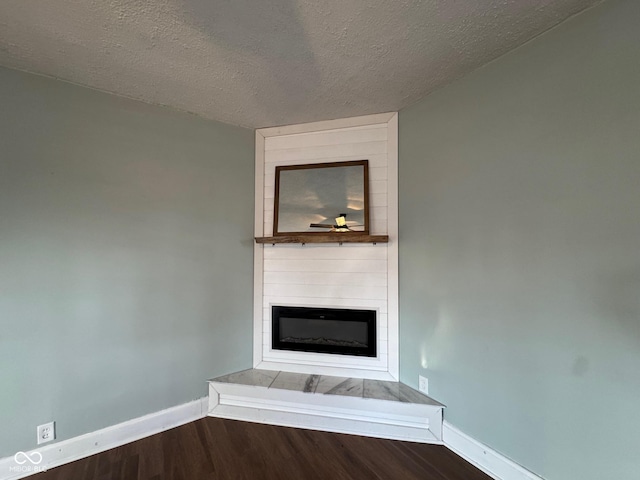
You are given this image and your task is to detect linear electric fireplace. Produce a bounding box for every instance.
[272,306,376,357]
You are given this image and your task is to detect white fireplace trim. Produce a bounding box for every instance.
[253,113,399,380]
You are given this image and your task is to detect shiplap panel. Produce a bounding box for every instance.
[265,141,387,163]
[259,112,395,137]
[263,351,389,369]
[378,328,388,341]
[262,342,389,362]
[370,207,388,221]
[264,173,275,188]
[264,348,388,364]
[371,218,388,235]
[265,124,387,151]
[368,166,387,180]
[262,154,387,169]
[370,193,387,207]
[263,297,388,314]
[370,180,387,194]
[263,154,388,172]
[264,271,387,287]
[263,244,387,260]
[265,185,275,199]
[264,258,387,273]
[264,197,274,213]
[257,115,395,377]
[263,284,387,300]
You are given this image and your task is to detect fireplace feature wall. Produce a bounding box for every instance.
[272,306,376,357]
[254,113,399,379]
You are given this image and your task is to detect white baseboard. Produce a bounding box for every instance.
[443,421,543,480]
[209,382,443,444]
[0,398,542,480]
[0,397,208,480]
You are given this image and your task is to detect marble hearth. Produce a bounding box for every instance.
[208,369,445,443]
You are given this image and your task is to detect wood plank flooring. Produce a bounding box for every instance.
[34,418,491,480]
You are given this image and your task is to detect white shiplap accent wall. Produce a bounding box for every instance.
[254,113,399,380]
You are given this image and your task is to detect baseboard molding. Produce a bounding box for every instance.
[0,399,542,480]
[0,397,208,480]
[443,421,543,480]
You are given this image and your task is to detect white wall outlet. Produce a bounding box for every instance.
[418,375,429,395]
[37,422,55,445]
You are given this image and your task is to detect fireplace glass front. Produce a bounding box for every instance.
[272,306,376,357]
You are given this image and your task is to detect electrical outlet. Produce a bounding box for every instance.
[418,375,429,395]
[37,422,55,445]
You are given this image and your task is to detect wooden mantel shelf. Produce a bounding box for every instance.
[255,234,389,245]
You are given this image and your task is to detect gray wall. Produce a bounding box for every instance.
[398,0,640,479]
[0,67,254,458]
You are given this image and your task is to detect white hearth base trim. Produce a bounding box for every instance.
[0,398,208,480]
[443,421,543,480]
[208,382,442,444]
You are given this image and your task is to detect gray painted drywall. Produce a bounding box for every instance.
[398,0,640,479]
[0,66,254,458]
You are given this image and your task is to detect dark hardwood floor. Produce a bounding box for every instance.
[35,418,491,480]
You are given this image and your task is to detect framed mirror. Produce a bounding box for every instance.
[273,160,369,236]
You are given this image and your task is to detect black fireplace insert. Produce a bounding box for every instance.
[272,306,376,357]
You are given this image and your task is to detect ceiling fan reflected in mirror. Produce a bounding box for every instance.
[309,214,364,233]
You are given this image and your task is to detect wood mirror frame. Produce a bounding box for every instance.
[273,160,370,236]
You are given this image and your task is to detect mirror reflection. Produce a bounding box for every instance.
[274,160,369,235]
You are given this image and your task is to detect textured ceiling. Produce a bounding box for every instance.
[0,0,599,128]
